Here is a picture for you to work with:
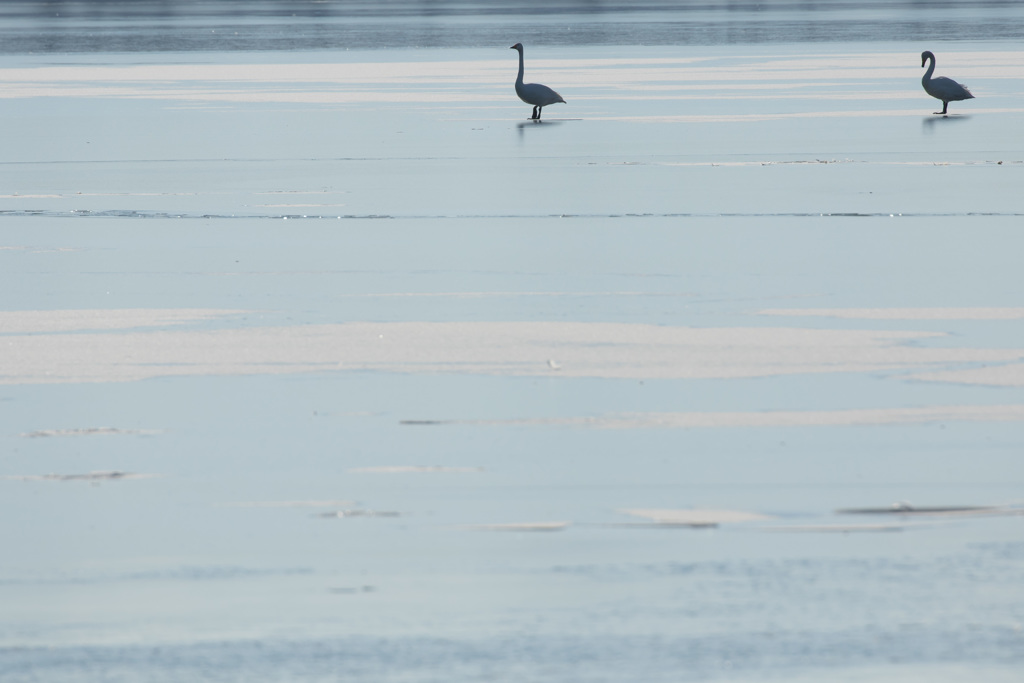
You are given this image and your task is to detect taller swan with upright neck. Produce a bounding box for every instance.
[921,50,974,115]
[510,43,565,121]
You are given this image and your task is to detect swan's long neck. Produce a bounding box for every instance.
[922,54,935,85]
[516,49,525,87]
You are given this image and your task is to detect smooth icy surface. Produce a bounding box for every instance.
[3,2,1024,682]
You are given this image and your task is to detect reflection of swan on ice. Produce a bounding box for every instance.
[920,50,974,115]
[510,42,565,121]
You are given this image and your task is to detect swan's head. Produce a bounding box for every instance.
[510,43,523,52]
[921,50,935,67]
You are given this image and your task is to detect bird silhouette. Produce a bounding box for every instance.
[921,51,974,115]
[510,43,565,120]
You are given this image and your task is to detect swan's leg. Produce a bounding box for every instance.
[530,106,539,120]
[537,106,543,121]
[937,101,949,115]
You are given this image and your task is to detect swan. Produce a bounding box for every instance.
[921,51,974,115]
[510,43,565,120]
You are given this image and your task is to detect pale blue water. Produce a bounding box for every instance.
[3,0,1024,52]
[3,2,1024,681]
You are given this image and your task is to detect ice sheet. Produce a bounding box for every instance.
[2,5,1024,681]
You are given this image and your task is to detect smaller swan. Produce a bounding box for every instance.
[921,51,974,115]
[510,43,565,120]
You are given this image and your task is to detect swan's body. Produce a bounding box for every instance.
[921,51,974,115]
[510,43,565,120]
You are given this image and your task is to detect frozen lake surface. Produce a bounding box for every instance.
[2,2,1024,681]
